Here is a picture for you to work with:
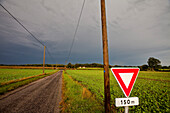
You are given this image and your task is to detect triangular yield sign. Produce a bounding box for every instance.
[111,68,140,97]
[119,73,133,88]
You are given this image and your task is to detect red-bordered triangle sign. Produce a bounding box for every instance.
[111,68,140,97]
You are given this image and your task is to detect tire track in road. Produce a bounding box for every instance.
[0,70,63,113]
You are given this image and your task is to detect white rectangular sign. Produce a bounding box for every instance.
[115,97,139,107]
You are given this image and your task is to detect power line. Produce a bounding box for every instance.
[0,3,56,63]
[46,47,56,63]
[65,0,86,64]
[0,4,45,47]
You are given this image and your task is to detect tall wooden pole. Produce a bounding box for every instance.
[56,62,57,70]
[100,0,111,112]
[43,46,46,74]
[65,61,67,71]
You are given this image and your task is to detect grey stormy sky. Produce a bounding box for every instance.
[0,0,170,66]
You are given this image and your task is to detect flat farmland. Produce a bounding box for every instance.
[0,69,55,83]
[0,71,62,112]
[64,70,170,112]
[0,69,57,94]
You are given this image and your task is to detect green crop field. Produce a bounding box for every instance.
[62,72,104,112]
[0,69,55,84]
[0,69,57,94]
[64,70,170,112]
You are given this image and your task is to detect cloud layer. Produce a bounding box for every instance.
[0,0,170,66]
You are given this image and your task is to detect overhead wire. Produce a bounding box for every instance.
[0,3,56,63]
[46,47,56,63]
[0,4,45,47]
[65,0,86,64]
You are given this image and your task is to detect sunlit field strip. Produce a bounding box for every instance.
[0,69,55,83]
[0,70,58,94]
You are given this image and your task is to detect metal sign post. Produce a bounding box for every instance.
[125,106,129,113]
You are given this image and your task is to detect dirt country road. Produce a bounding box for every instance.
[0,70,62,113]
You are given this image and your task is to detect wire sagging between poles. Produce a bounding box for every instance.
[0,3,56,63]
[65,0,86,65]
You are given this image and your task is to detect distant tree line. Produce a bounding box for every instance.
[0,64,65,67]
[0,57,169,71]
[66,63,104,68]
[66,57,170,71]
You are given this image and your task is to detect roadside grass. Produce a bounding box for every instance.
[62,71,104,113]
[0,71,58,95]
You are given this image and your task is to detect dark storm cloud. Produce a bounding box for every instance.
[0,0,170,66]
[107,0,170,65]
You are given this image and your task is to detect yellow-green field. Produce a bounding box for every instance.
[63,70,170,112]
[0,69,57,94]
[0,69,55,84]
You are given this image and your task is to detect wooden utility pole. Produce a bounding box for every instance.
[101,0,111,112]
[56,62,57,70]
[64,61,67,70]
[43,46,46,74]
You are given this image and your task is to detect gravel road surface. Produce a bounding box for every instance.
[0,70,62,113]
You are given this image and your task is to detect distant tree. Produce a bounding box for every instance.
[113,65,121,67]
[46,64,52,67]
[155,65,162,71]
[140,64,148,71]
[91,63,97,67]
[84,63,90,67]
[74,63,79,68]
[57,64,65,67]
[162,66,168,69]
[147,57,161,71]
[67,63,72,68]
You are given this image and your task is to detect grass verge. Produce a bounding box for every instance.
[0,71,58,95]
[61,71,104,113]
